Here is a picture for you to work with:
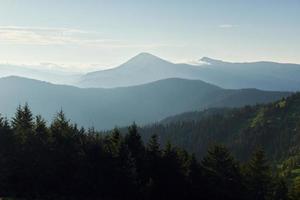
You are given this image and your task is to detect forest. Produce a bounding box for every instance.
[0,104,299,200]
[140,93,300,162]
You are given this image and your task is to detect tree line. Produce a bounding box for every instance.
[0,104,299,200]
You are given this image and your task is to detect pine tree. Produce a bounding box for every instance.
[201,145,245,200]
[273,178,289,200]
[111,128,121,145]
[0,115,10,130]
[246,148,273,200]
[187,154,204,199]
[290,177,300,200]
[125,123,144,156]
[125,123,146,184]
[34,115,49,139]
[109,128,122,156]
[115,141,138,199]
[0,115,12,196]
[160,142,187,199]
[51,110,70,133]
[12,104,34,131]
[50,110,75,146]
[145,134,162,193]
[147,134,160,156]
[189,154,202,184]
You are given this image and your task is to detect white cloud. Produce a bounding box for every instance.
[0,26,125,46]
[0,60,104,73]
[0,26,176,50]
[218,24,237,29]
[177,59,211,66]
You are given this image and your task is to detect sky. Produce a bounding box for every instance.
[0,0,299,71]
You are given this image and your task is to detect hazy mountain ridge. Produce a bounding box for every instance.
[78,53,300,91]
[0,76,291,130]
[2,53,300,91]
[0,63,82,85]
[78,53,204,88]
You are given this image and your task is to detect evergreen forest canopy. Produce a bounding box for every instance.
[140,92,300,162]
[0,103,300,200]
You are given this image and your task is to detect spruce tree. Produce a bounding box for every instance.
[125,122,144,157]
[147,134,160,156]
[145,134,162,193]
[201,145,245,200]
[125,123,146,184]
[109,128,122,156]
[273,178,289,200]
[160,142,186,199]
[246,148,273,200]
[290,177,300,200]
[187,154,204,199]
[50,110,70,134]
[12,104,34,131]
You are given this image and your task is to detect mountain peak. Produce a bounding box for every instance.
[200,57,224,64]
[123,52,171,66]
[136,52,157,58]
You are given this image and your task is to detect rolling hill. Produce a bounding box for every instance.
[139,93,300,162]
[0,76,291,130]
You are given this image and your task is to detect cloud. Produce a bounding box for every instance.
[218,24,237,29]
[0,26,176,50]
[0,60,104,73]
[0,26,125,46]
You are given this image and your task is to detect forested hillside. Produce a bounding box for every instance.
[0,105,299,200]
[139,93,300,193]
[2,1,300,200]
[140,93,300,161]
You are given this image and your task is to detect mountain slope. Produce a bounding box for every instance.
[78,53,204,88]
[0,76,291,130]
[78,53,300,91]
[196,57,300,91]
[139,93,300,162]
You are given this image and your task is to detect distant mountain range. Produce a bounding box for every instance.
[78,53,203,88]
[0,76,291,130]
[0,63,81,85]
[1,53,300,91]
[78,53,300,91]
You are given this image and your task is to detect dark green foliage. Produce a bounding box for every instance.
[201,145,245,200]
[273,178,290,200]
[12,103,34,131]
[140,93,300,162]
[0,105,298,200]
[290,177,300,200]
[245,148,273,200]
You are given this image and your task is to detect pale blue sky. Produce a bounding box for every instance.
[0,0,299,71]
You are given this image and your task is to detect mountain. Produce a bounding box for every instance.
[78,52,204,88]
[3,53,300,92]
[78,53,300,91]
[0,63,82,85]
[139,93,300,162]
[0,76,291,130]
[196,57,300,91]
